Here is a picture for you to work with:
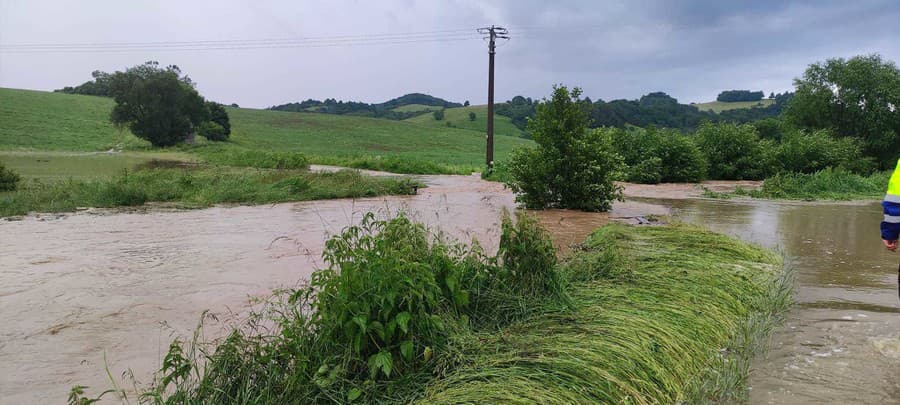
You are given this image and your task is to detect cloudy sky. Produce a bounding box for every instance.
[2,0,899,108]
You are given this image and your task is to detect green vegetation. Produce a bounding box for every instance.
[786,54,900,169]
[0,168,417,217]
[505,86,624,211]
[693,99,775,113]
[405,105,524,137]
[268,93,461,120]
[695,122,777,180]
[716,89,765,102]
[611,127,707,183]
[0,162,21,191]
[0,151,197,179]
[390,104,441,113]
[738,168,891,200]
[0,88,532,174]
[72,216,788,403]
[107,62,224,147]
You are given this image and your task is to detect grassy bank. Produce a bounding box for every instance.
[727,168,890,201]
[404,105,524,138]
[0,168,418,217]
[73,217,788,403]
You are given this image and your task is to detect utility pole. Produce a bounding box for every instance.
[477,26,508,169]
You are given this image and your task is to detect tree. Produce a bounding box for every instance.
[464,100,470,106]
[468,111,476,121]
[108,62,208,147]
[205,101,231,139]
[694,122,776,180]
[433,109,445,121]
[769,92,775,99]
[785,54,900,169]
[505,86,624,212]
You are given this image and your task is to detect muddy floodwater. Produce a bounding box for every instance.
[661,198,900,404]
[1,174,897,404]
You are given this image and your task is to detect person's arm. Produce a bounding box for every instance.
[883,158,900,251]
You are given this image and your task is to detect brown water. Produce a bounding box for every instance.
[2,175,897,404]
[656,198,900,404]
[0,174,664,403]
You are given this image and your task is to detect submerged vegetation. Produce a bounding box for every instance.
[72,214,789,404]
[0,168,418,217]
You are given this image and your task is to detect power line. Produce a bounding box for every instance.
[0,29,481,53]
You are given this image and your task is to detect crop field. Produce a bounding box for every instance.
[692,99,774,113]
[404,104,524,138]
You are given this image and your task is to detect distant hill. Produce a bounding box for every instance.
[404,105,524,137]
[268,93,461,120]
[693,99,775,113]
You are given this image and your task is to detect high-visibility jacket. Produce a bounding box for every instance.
[883,158,900,241]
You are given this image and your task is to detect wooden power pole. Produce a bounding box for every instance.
[477,26,508,169]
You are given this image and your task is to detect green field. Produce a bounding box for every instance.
[391,103,442,113]
[0,88,532,175]
[693,99,774,113]
[404,104,524,138]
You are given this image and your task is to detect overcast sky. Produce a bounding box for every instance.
[2,0,899,108]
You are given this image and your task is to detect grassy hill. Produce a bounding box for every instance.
[0,88,532,175]
[404,105,523,138]
[692,99,774,113]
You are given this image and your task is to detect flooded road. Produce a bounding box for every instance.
[0,174,664,403]
[659,198,900,404]
[2,173,897,404]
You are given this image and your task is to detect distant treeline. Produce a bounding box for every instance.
[716,90,765,102]
[268,93,462,120]
[496,91,793,132]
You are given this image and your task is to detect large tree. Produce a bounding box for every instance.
[108,62,208,147]
[785,54,900,168]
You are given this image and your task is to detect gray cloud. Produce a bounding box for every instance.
[2,0,899,107]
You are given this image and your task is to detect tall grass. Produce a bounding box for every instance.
[70,217,789,404]
[310,155,476,175]
[0,168,418,217]
[744,168,891,200]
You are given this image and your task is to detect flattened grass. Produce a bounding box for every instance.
[419,223,788,404]
[742,168,891,201]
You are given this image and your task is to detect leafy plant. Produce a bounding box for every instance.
[505,85,624,211]
[0,162,21,191]
[694,122,777,180]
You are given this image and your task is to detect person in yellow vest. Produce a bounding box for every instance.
[883,158,900,251]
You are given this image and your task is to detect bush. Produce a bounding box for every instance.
[695,122,777,180]
[0,162,21,191]
[775,129,870,174]
[505,86,624,211]
[198,121,229,142]
[433,109,445,121]
[613,128,707,183]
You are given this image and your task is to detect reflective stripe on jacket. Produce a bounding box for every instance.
[882,158,900,240]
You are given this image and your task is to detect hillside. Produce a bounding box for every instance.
[0,88,531,171]
[693,99,774,113]
[404,105,524,137]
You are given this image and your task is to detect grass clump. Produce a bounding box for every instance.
[746,168,890,200]
[0,168,418,217]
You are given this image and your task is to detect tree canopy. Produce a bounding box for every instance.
[108,62,210,147]
[785,54,900,168]
[716,90,765,102]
